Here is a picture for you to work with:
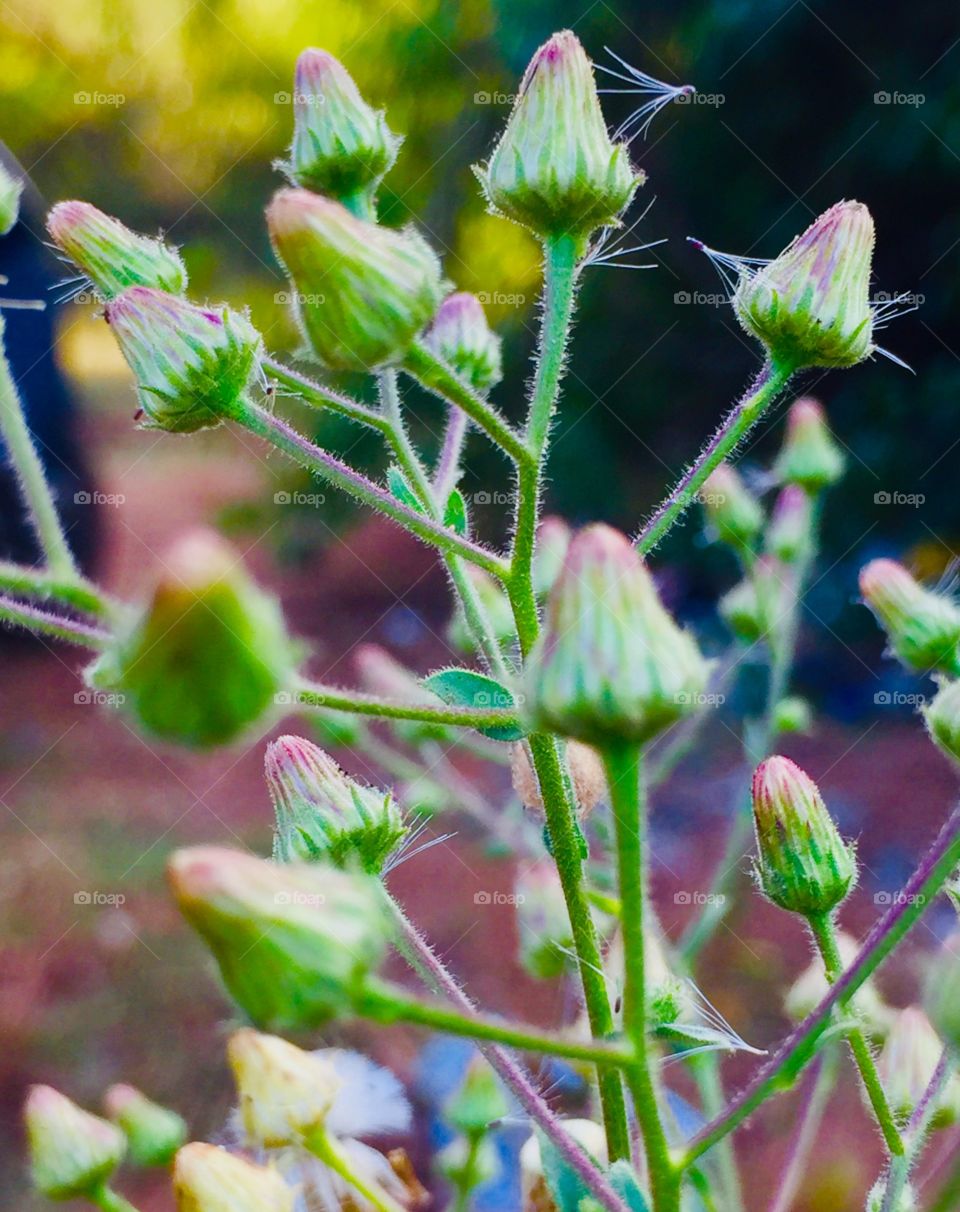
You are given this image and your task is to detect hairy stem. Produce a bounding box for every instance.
[434,407,470,500]
[262,356,388,432]
[292,676,517,730]
[0,560,115,619]
[0,593,110,648]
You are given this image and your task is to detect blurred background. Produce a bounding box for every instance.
[1,0,959,1207]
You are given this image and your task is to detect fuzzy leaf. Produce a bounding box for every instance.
[421,668,525,741]
[443,488,468,536]
[387,466,424,514]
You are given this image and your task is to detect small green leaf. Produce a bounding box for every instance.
[537,1129,593,1212]
[422,667,525,741]
[387,466,424,514]
[608,1161,650,1211]
[444,488,468,536]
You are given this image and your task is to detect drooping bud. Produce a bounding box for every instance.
[925,934,960,1051]
[47,201,187,299]
[173,1143,294,1212]
[25,1085,125,1200]
[784,929,891,1038]
[532,516,572,598]
[445,1057,509,1138]
[860,559,960,676]
[766,485,814,564]
[227,1029,340,1147]
[878,1007,960,1127]
[525,524,710,746]
[286,49,401,208]
[0,162,23,235]
[476,31,639,249]
[104,287,261,433]
[772,695,814,736]
[265,735,407,872]
[719,555,790,644]
[773,398,845,493]
[520,1119,607,1211]
[751,756,856,916]
[87,530,295,748]
[511,740,605,818]
[701,463,763,551]
[104,1084,187,1167]
[422,292,502,392]
[923,679,960,765]
[267,189,443,372]
[515,864,573,980]
[734,201,876,370]
[167,846,388,1030]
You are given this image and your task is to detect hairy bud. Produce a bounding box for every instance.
[25,1085,125,1200]
[702,463,764,550]
[423,292,502,391]
[923,679,960,764]
[174,1143,293,1212]
[774,398,845,493]
[104,1084,186,1167]
[860,558,960,676]
[227,1029,340,1147]
[766,485,814,564]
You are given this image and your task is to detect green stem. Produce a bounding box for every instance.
[292,676,518,731]
[689,1054,744,1212]
[305,1125,405,1212]
[451,1133,484,1212]
[635,358,794,555]
[0,592,110,647]
[0,560,114,619]
[0,323,79,578]
[807,911,903,1156]
[603,743,680,1212]
[89,1184,140,1212]
[262,356,389,433]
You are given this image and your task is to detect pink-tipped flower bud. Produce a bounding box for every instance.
[774,398,845,493]
[87,530,296,748]
[735,202,876,370]
[265,734,406,872]
[104,1084,186,1167]
[525,524,710,746]
[878,1007,960,1127]
[751,756,856,916]
[701,463,764,550]
[173,1143,294,1212]
[0,162,23,235]
[766,485,814,564]
[267,189,443,372]
[511,740,606,818]
[167,846,388,1030]
[286,49,401,208]
[532,516,572,598]
[923,679,960,764]
[25,1085,125,1200]
[860,559,960,675]
[423,292,502,392]
[48,201,187,299]
[476,31,639,248]
[105,287,261,433]
[719,555,790,644]
[227,1029,340,1148]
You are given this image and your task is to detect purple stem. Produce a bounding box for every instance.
[434,408,469,501]
[0,593,110,648]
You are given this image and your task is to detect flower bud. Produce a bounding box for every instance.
[48,201,187,299]
[766,485,814,564]
[167,846,388,1030]
[773,398,845,493]
[751,756,856,916]
[923,679,960,764]
[227,1029,340,1147]
[0,162,23,235]
[286,49,401,207]
[734,201,875,370]
[173,1143,294,1212]
[511,740,605,818]
[772,695,814,736]
[87,530,295,748]
[105,287,261,433]
[719,555,790,644]
[532,516,572,598]
[445,1057,509,1137]
[925,934,960,1051]
[515,864,573,980]
[104,1084,187,1167]
[525,524,710,746]
[860,559,960,676]
[265,734,407,872]
[267,189,443,372]
[422,292,502,391]
[878,1007,960,1126]
[701,463,764,550]
[25,1085,125,1199]
[476,31,639,248]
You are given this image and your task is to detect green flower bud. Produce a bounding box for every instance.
[773,695,814,736]
[766,485,814,564]
[515,863,573,979]
[751,755,856,916]
[446,1056,509,1137]
[701,463,764,550]
[173,1143,294,1212]
[25,1085,125,1200]
[105,287,261,433]
[923,679,960,764]
[286,49,401,207]
[719,555,790,644]
[476,31,640,248]
[267,189,443,372]
[88,530,296,748]
[227,1029,340,1147]
[47,201,187,299]
[265,734,407,872]
[773,398,845,492]
[532,516,572,598]
[878,1007,960,1127]
[423,292,502,392]
[0,161,23,235]
[734,201,876,370]
[167,846,388,1030]
[525,523,710,746]
[925,933,960,1051]
[860,558,960,676]
[104,1084,187,1167]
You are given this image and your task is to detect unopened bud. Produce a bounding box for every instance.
[476,31,639,248]
[719,555,790,644]
[445,1057,509,1137]
[526,524,710,746]
[87,530,295,748]
[268,189,443,372]
[25,1085,125,1200]
[925,933,960,1051]
[511,740,605,817]
[173,1143,293,1212]
[227,1029,340,1147]
[0,162,23,235]
[860,559,960,675]
[878,1007,960,1126]
[773,695,814,736]
[286,49,401,208]
[104,1084,186,1167]
[423,292,502,392]
[774,398,845,493]
[48,201,187,298]
[105,287,260,433]
[923,679,960,764]
[167,846,388,1030]
[532,516,572,598]
[766,485,814,564]
[752,756,856,916]
[265,735,406,872]
[734,201,876,370]
[702,463,763,550]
